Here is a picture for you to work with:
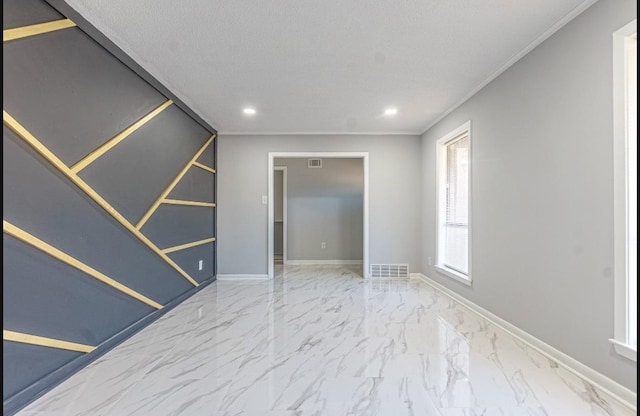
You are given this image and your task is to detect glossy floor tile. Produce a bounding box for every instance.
[18,265,634,416]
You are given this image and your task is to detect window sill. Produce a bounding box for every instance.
[435,264,472,286]
[609,339,637,362]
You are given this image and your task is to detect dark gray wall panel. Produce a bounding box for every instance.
[3,126,192,304]
[3,235,154,346]
[3,0,63,29]
[3,28,166,166]
[167,166,215,203]
[141,205,214,249]
[3,341,81,400]
[4,1,216,409]
[79,106,211,223]
[168,243,215,283]
[196,140,215,168]
[46,0,218,135]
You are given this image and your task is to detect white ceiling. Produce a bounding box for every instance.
[65,0,593,134]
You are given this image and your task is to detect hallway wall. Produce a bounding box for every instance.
[274,158,363,262]
[218,134,421,275]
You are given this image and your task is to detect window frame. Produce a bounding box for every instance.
[435,120,472,286]
[611,19,637,362]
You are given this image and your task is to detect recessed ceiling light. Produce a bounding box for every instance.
[384,108,398,116]
[243,107,256,115]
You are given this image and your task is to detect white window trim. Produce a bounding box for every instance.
[611,19,637,362]
[435,120,472,286]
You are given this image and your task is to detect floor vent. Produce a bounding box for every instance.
[369,264,410,279]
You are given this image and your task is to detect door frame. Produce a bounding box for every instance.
[273,166,288,264]
[267,152,370,279]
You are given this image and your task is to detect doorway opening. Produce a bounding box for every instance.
[268,152,369,279]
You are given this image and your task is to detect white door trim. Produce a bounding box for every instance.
[274,166,288,263]
[268,152,369,279]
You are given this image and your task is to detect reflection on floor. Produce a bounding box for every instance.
[19,265,633,416]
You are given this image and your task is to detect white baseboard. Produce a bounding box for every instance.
[216,274,269,280]
[411,272,637,411]
[284,260,363,265]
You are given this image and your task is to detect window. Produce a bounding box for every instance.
[611,20,637,361]
[436,121,471,285]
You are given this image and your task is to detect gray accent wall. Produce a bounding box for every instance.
[79,105,210,224]
[168,167,215,203]
[218,135,421,275]
[3,342,81,400]
[140,205,215,250]
[168,243,216,284]
[3,28,167,166]
[3,0,62,30]
[196,141,216,168]
[274,158,363,262]
[3,128,193,304]
[3,235,154,346]
[2,0,217,412]
[420,0,637,392]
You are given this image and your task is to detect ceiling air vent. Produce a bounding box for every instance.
[369,264,410,279]
[308,158,322,168]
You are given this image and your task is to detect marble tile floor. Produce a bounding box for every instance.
[18,265,634,416]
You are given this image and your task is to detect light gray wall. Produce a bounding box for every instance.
[420,0,637,391]
[218,134,421,275]
[274,158,363,261]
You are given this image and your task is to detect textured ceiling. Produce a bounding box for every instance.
[65,0,593,134]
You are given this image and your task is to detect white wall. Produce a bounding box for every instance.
[218,134,421,275]
[420,0,637,391]
[274,158,363,262]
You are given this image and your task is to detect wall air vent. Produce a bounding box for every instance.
[308,158,322,168]
[369,264,410,279]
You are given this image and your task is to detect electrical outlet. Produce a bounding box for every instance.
[198,260,204,271]
[428,257,432,266]
[321,242,326,249]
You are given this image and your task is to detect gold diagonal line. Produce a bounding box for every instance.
[3,330,95,353]
[192,161,216,174]
[162,199,216,208]
[3,111,199,287]
[3,221,163,309]
[3,19,76,42]
[162,237,216,254]
[136,135,215,229]
[71,100,173,173]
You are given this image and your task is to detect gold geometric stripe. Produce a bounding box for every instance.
[3,221,163,310]
[3,19,76,42]
[136,135,215,230]
[71,100,173,173]
[162,237,216,254]
[192,161,216,174]
[162,199,216,208]
[3,111,199,287]
[3,330,95,353]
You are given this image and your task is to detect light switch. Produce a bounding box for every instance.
[261,195,268,204]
